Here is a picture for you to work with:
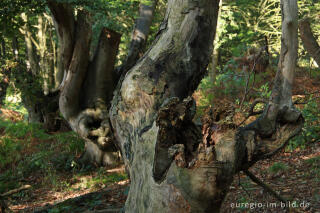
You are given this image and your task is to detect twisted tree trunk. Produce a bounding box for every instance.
[109,0,302,212]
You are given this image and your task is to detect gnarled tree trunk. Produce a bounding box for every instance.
[299,18,320,67]
[48,0,158,166]
[49,2,120,166]
[49,0,302,211]
[109,0,303,212]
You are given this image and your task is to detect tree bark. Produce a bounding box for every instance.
[210,0,222,84]
[47,0,302,211]
[299,18,320,67]
[110,0,222,211]
[109,0,303,212]
[0,38,9,106]
[48,1,75,90]
[13,13,60,128]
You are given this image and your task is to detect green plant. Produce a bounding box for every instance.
[288,96,320,150]
[268,162,288,173]
[258,83,272,99]
[53,132,85,154]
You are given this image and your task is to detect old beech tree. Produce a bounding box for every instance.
[49,0,303,212]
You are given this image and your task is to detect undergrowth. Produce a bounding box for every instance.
[0,117,127,196]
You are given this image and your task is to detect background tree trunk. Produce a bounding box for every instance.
[299,18,320,67]
[0,37,9,106]
[210,0,222,84]
[116,0,158,77]
[17,13,60,128]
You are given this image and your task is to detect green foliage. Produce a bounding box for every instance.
[218,0,281,64]
[0,117,85,194]
[236,196,250,211]
[0,119,45,138]
[258,83,272,99]
[288,96,320,150]
[0,116,128,196]
[0,137,23,168]
[268,162,288,173]
[305,156,320,165]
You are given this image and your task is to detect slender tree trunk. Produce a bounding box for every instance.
[17,13,60,127]
[116,0,158,77]
[0,38,9,106]
[1,37,5,57]
[12,36,19,60]
[299,18,320,67]
[210,0,222,84]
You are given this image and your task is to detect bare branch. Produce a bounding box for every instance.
[299,19,320,66]
[116,0,158,77]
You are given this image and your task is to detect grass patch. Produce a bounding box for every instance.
[268,162,288,174]
[0,117,85,194]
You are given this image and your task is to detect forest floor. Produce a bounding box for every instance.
[1,68,319,213]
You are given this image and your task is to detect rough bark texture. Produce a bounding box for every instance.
[47,0,302,211]
[299,19,320,67]
[109,0,303,212]
[110,0,222,212]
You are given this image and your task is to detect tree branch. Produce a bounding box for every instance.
[83,28,121,108]
[48,0,75,88]
[59,11,91,120]
[116,0,158,78]
[299,18,320,67]
[1,185,32,197]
